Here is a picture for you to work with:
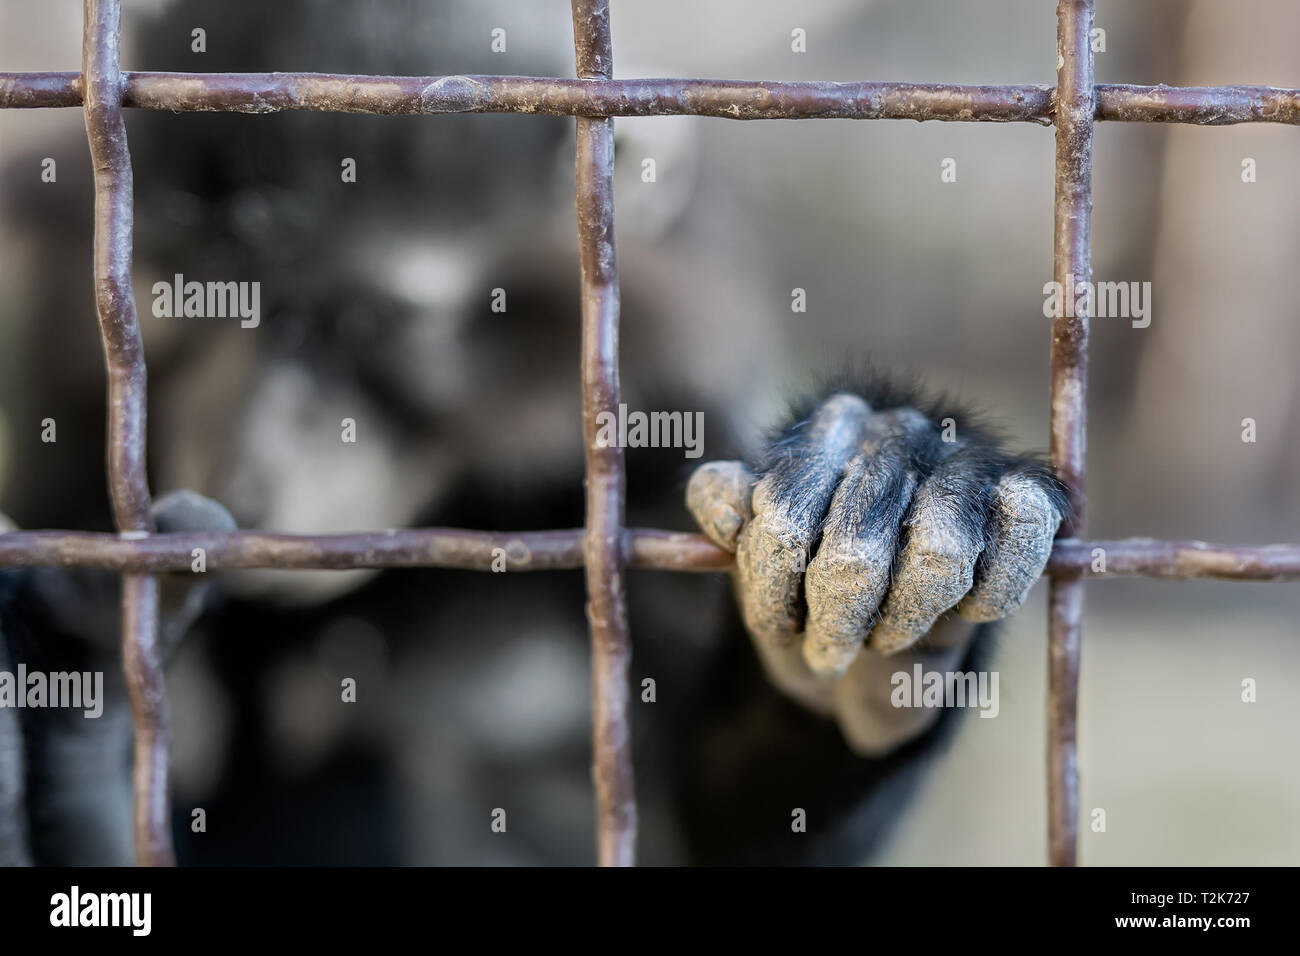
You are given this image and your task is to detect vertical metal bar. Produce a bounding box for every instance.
[1048,0,1094,868]
[82,0,172,866]
[121,573,170,864]
[570,0,636,866]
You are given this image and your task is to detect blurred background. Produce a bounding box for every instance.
[1,0,1298,864]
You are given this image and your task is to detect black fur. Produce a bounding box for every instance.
[758,366,1071,583]
[674,614,998,865]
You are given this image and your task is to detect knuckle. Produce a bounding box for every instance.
[903,534,978,596]
[808,539,893,581]
[1003,484,1056,526]
[740,514,809,573]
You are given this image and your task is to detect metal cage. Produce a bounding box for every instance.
[1,0,1298,866]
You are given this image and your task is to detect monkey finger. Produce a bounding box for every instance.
[802,412,929,677]
[150,489,238,654]
[956,469,1064,622]
[869,453,990,655]
[151,488,238,537]
[736,393,871,646]
[685,460,755,552]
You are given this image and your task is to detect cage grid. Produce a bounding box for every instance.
[1,0,1298,867]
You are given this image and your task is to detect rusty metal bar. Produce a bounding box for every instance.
[81,0,171,868]
[571,0,635,868]
[121,573,169,865]
[5,72,1300,126]
[1048,539,1300,580]
[0,527,725,573]
[4,530,1300,580]
[1048,0,1095,869]
[1098,84,1300,125]
[0,73,1052,120]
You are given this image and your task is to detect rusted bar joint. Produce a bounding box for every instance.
[571,0,636,868]
[81,0,171,868]
[5,73,1300,126]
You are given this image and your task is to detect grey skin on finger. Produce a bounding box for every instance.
[735,393,870,647]
[802,408,931,677]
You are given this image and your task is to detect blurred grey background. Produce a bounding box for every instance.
[1,0,1298,864]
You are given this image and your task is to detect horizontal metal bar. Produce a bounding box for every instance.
[1099,84,1300,124]
[2,73,1299,124]
[0,527,725,572]
[0,529,1297,580]
[0,72,1053,119]
[1049,538,1300,581]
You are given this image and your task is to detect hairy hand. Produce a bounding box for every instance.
[686,381,1067,752]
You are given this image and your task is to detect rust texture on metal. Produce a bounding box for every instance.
[1047,0,1095,869]
[4,530,1300,580]
[7,73,1300,126]
[80,0,171,867]
[121,573,170,866]
[1049,539,1300,580]
[571,0,636,868]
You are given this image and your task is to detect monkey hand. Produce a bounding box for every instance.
[686,383,1068,754]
